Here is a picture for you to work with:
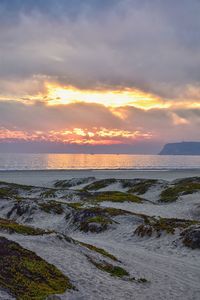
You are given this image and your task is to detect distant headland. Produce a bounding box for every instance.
[159,142,200,155]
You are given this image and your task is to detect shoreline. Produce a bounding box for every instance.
[1,167,200,171]
[1,168,200,187]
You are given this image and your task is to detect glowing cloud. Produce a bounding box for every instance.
[45,83,168,110]
[0,127,152,145]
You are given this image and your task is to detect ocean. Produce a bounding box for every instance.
[0,153,200,170]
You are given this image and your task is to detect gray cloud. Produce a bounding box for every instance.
[0,0,200,99]
[0,101,122,131]
[118,105,200,141]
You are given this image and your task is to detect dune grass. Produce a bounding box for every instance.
[87,256,129,278]
[83,179,117,191]
[90,191,142,204]
[127,179,158,195]
[160,181,200,202]
[79,241,119,261]
[0,218,50,236]
[135,216,199,237]
[39,201,64,214]
[0,236,73,300]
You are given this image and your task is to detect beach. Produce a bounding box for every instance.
[0,169,200,299]
[1,168,200,187]
[1,0,200,298]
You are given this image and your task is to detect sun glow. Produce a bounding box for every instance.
[0,127,152,145]
[46,83,168,109]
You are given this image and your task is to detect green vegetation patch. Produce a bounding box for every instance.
[135,217,199,238]
[0,187,18,200]
[91,191,142,204]
[0,182,36,201]
[0,236,73,299]
[160,177,200,202]
[100,207,133,217]
[160,181,200,202]
[85,216,112,225]
[87,256,129,278]
[0,218,50,236]
[54,177,95,189]
[83,179,117,191]
[127,180,158,195]
[70,204,131,216]
[80,215,113,233]
[0,181,33,192]
[176,177,200,185]
[73,206,147,233]
[87,255,149,283]
[79,241,119,261]
[39,201,64,214]
[67,202,84,210]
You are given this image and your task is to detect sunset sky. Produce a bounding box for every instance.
[0,0,200,153]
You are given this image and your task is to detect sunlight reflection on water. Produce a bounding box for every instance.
[0,153,200,170]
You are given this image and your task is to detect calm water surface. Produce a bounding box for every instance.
[0,153,200,170]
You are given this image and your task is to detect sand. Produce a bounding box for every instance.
[1,168,200,187]
[0,170,200,299]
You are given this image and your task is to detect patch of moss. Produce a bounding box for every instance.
[73,206,132,222]
[160,180,200,202]
[73,206,146,230]
[0,236,73,299]
[0,187,18,199]
[128,180,158,195]
[39,201,64,214]
[176,177,200,185]
[86,215,112,224]
[54,177,95,189]
[0,182,37,201]
[101,207,132,216]
[87,256,129,278]
[73,206,149,234]
[0,181,33,191]
[67,202,84,210]
[83,179,117,191]
[88,255,149,283]
[135,217,199,237]
[80,215,113,233]
[0,218,50,235]
[91,191,142,204]
[79,241,119,261]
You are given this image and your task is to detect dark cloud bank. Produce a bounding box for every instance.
[1,0,200,98]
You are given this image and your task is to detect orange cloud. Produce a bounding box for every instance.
[45,82,168,110]
[0,127,152,145]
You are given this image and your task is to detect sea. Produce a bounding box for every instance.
[0,153,200,170]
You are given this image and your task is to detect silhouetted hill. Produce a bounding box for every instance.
[159,142,200,155]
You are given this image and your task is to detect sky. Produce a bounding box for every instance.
[0,0,200,153]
